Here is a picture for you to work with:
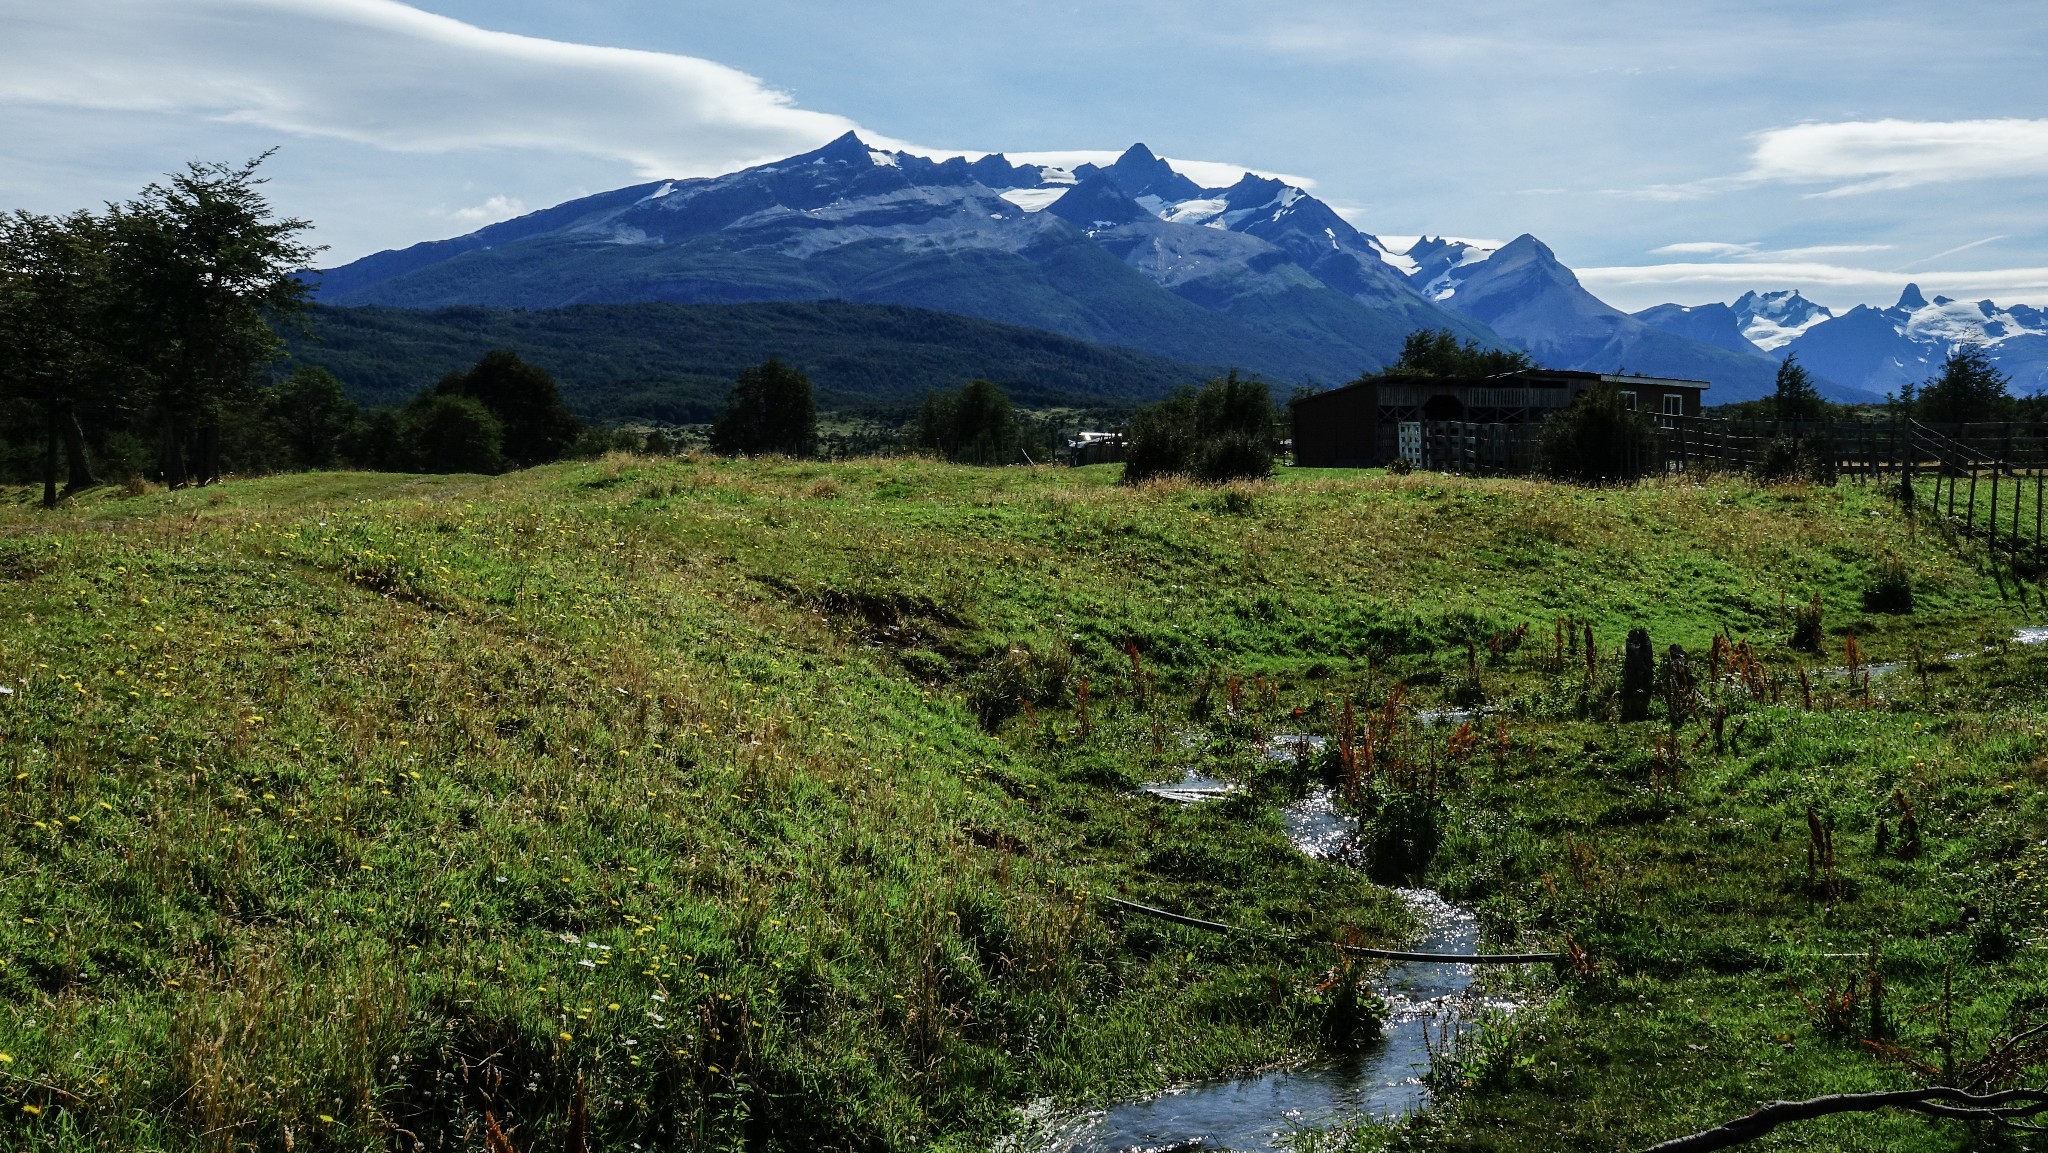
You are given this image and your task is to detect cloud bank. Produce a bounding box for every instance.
[1746,118,2048,196]
[0,0,861,178]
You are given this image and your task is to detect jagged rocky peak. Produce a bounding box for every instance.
[792,130,880,166]
[1104,143,1208,201]
[1897,282,1929,311]
[1045,169,1152,228]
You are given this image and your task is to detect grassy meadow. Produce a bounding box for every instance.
[1,456,2043,1152]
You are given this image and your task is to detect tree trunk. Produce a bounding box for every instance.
[42,405,60,509]
[60,408,96,493]
[161,411,187,489]
[197,421,221,486]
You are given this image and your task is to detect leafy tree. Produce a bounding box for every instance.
[1916,344,2011,423]
[1537,382,1660,484]
[269,365,360,469]
[100,153,319,487]
[1123,371,1275,483]
[1771,353,1825,421]
[1384,328,1534,378]
[434,349,579,468]
[402,393,504,474]
[915,378,1030,464]
[0,210,110,506]
[710,357,816,456]
[347,408,408,472]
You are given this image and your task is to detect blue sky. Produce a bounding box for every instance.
[5,0,2047,311]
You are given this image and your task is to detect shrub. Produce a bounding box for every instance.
[1537,382,1659,484]
[1123,372,1275,484]
[963,641,1073,729]
[1790,594,1825,652]
[1361,790,1443,883]
[1862,555,1915,615]
[1753,436,1836,485]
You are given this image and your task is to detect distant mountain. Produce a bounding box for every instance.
[1730,290,1833,352]
[1777,284,2048,398]
[288,300,1209,423]
[1629,302,1764,358]
[316,134,1498,385]
[1396,235,1791,402]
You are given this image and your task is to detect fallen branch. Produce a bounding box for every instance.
[1099,895,1564,964]
[1644,1086,2048,1152]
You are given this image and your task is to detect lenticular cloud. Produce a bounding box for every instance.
[1747,118,2048,196]
[0,0,858,176]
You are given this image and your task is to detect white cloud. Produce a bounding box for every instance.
[0,0,860,178]
[1745,118,2048,196]
[1651,242,1758,257]
[1649,241,1896,260]
[450,195,526,225]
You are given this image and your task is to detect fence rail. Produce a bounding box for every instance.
[1408,416,2048,574]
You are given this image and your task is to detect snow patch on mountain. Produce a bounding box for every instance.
[1730,289,1833,351]
[999,187,1069,213]
[1901,292,2048,347]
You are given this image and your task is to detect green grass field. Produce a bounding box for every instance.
[1,457,2043,1152]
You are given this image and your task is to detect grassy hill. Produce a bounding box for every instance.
[286,301,1212,422]
[1,460,2044,1152]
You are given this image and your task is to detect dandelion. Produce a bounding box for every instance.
[0,1053,12,1063]
[559,1032,574,1042]
[21,1104,40,1116]
[319,1114,335,1123]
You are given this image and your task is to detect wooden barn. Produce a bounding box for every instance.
[1290,369,1709,470]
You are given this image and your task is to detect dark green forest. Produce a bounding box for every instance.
[287,300,1206,422]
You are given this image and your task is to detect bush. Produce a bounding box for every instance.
[1790,594,1825,652]
[1122,372,1274,484]
[1361,791,1444,883]
[1862,555,1915,614]
[1537,382,1660,484]
[1753,436,1836,485]
[963,642,1074,729]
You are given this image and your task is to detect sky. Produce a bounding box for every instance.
[5,0,2048,312]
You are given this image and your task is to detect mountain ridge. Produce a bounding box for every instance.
[316,134,1789,400]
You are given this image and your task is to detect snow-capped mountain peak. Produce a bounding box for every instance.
[1894,291,2047,349]
[1399,236,1501,301]
[1730,289,1834,351]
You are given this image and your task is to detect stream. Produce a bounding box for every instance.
[1036,626,2048,1150]
[1031,774,1528,1152]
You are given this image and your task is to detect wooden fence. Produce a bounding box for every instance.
[1411,416,2048,573]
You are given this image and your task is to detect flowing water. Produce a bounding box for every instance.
[1054,626,2048,1149]
[1030,891,1515,1153]
[1029,776,1528,1152]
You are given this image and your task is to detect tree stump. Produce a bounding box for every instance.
[1621,627,1655,721]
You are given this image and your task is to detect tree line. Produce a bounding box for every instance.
[0,156,606,504]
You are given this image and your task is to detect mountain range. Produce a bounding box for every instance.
[314,133,2044,407]
[314,135,1798,403]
